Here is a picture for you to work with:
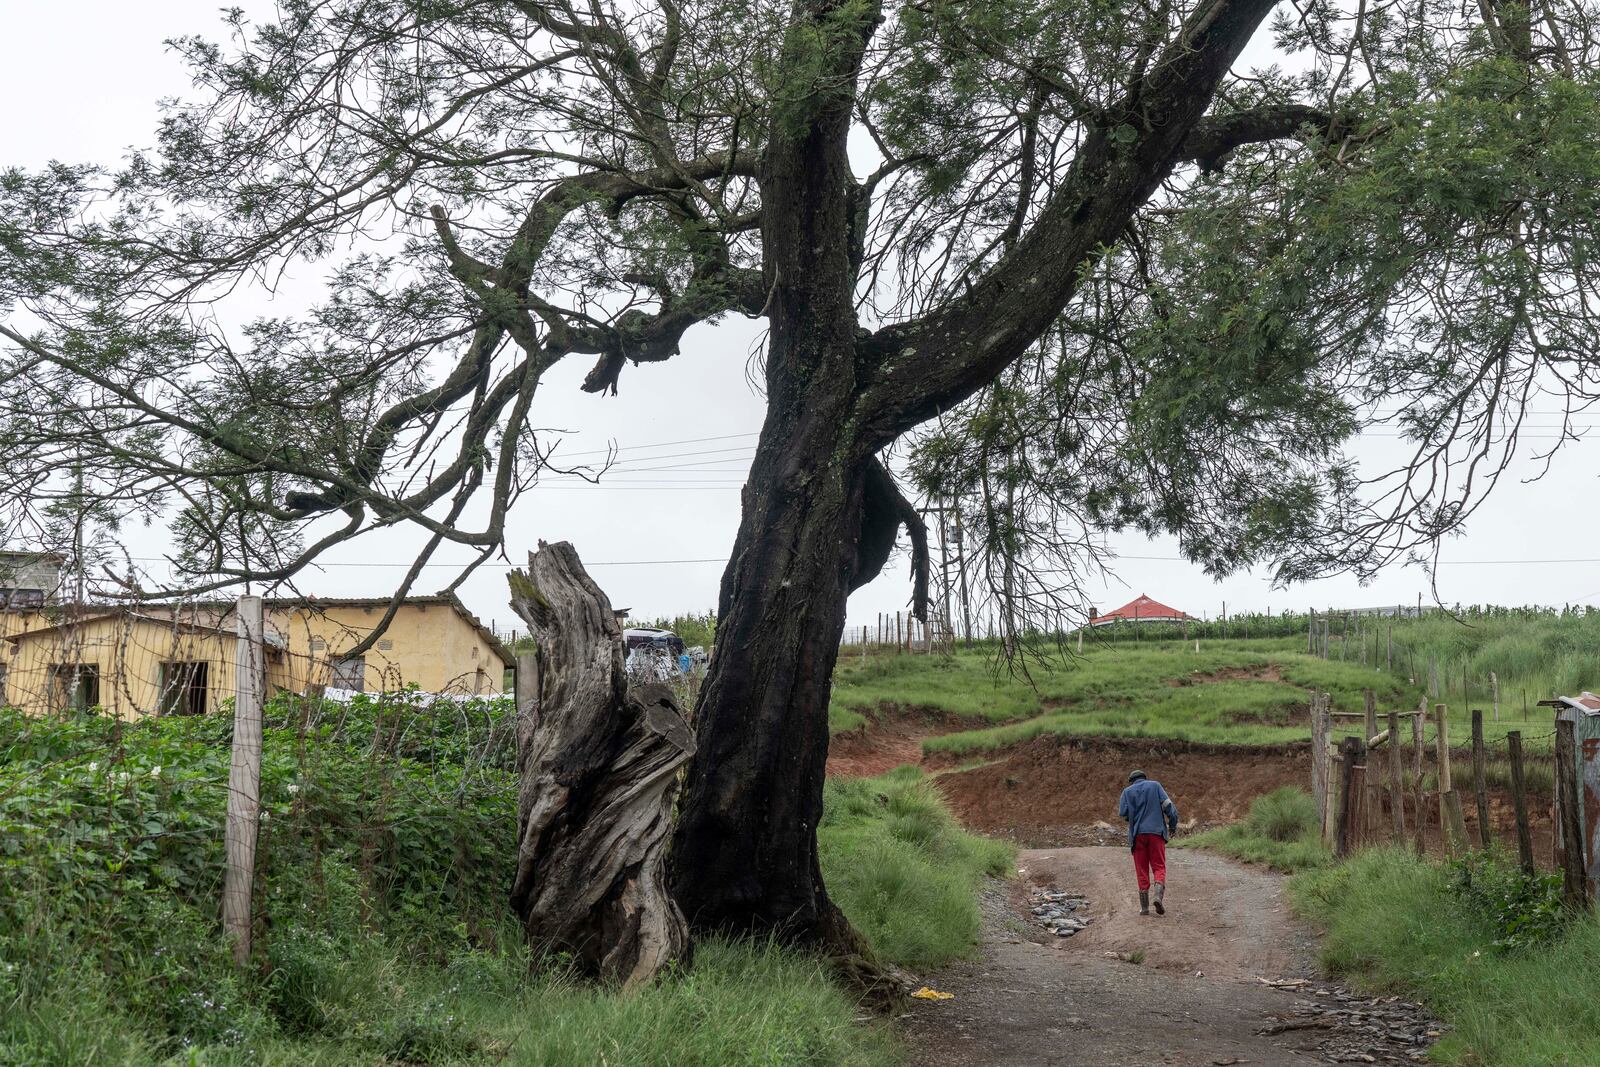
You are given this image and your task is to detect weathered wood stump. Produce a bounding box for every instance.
[507,541,695,989]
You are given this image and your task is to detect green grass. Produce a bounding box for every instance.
[0,924,899,1067]
[1181,787,1331,873]
[821,767,1016,969]
[0,708,1011,1066]
[1291,849,1600,1066]
[832,633,1562,757]
[895,642,1414,754]
[830,653,1042,733]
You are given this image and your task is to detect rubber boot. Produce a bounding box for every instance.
[1138,890,1150,916]
[1152,882,1166,916]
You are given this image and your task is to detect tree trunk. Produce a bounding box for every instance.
[668,0,905,966]
[507,542,695,990]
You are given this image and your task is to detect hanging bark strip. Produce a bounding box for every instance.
[507,541,695,990]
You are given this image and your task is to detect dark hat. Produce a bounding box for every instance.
[1128,769,1147,782]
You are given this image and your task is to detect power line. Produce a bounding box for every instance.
[543,432,760,460]
[121,556,728,568]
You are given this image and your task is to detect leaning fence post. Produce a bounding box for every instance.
[1388,710,1406,843]
[223,595,266,968]
[1507,730,1535,876]
[1471,709,1492,850]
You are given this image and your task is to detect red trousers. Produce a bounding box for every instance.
[1132,833,1167,891]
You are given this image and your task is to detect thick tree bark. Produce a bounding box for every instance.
[508,541,695,990]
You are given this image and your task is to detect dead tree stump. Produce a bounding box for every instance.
[507,541,695,989]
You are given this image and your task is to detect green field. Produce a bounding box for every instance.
[832,620,1576,755]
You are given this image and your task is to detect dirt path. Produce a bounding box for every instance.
[900,846,1435,1067]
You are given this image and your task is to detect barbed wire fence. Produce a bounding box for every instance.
[1313,691,1563,879]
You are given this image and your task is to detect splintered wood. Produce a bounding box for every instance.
[507,541,695,990]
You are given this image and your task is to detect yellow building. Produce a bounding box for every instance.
[0,595,512,717]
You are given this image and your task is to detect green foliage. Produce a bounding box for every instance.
[1292,849,1600,1066]
[0,698,990,1064]
[820,767,1015,969]
[1182,787,1330,873]
[1448,854,1567,953]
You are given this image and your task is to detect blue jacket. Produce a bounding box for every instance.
[1118,778,1179,850]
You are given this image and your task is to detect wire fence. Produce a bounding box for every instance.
[1315,695,1563,873]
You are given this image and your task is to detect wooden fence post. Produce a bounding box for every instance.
[1336,736,1365,857]
[1507,730,1535,876]
[223,595,266,968]
[1310,693,1328,834]
[1363,690,1380,836]
[1388,710,1406,842]
[1412,701,1427,856]
[1471,709,1492,850]
[1322,698,1341,849]
[1555,716,1588,908]
[1436,703,1469,853]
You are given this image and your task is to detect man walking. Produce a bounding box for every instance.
[1118,769,1179,916]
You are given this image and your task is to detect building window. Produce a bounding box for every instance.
[0,664,8,707]
[331,656,366,691]
[0,588,45,611]
[159,661,210,716]
[377,638,393,651]
[50,664,100,713]
[309,637,326,652]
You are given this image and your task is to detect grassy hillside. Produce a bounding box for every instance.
[833,626,1567,755]
[0,701,1008,1066]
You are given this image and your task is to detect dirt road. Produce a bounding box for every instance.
[900,846,1435,1067]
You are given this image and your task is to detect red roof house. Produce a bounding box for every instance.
[1088,594,1194,627]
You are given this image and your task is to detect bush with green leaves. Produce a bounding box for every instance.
[1448,853,1567,953]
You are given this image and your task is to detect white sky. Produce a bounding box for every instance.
[4,1,1598,634]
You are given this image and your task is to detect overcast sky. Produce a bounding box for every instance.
[6,2,1600,635]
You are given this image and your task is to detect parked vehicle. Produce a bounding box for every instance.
[623,627,685,656]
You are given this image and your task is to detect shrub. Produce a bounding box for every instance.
[1449,853,1567,952]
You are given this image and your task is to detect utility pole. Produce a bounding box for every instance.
[953,507,973,645]
[919,499,959,652]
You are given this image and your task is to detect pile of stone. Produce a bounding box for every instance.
[1028,887,1092,937]
[1255,978,1440,1063]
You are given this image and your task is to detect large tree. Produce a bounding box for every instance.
[4,0,1600,955]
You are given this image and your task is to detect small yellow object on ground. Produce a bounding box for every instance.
[910,987,955,1001]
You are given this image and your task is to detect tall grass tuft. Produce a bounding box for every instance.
[821,767,1015,969]
[1181,787,1329,872]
